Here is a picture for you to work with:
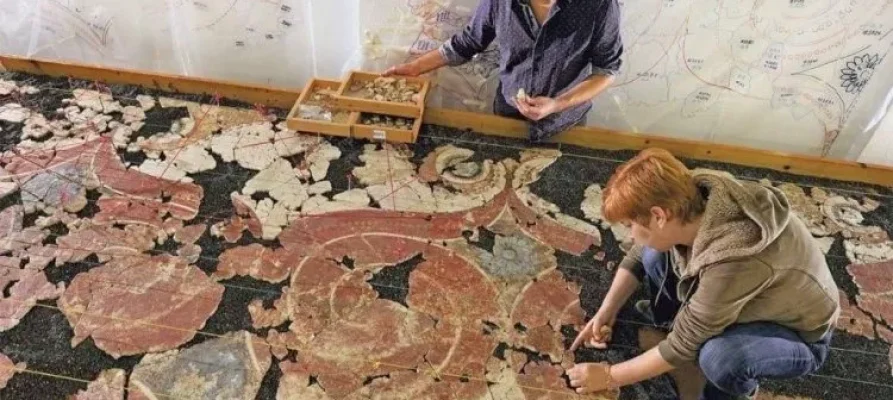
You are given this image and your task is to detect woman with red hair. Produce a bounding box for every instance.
[568,148,840,400]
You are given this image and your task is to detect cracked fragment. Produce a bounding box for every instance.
[214,243,291,283]
[297,141,341,182]
[0,79,38,95]
[67,89,123,114]
[174,224,206,245]
[273,125,323,157]
[0,353,26,389]
[54,222,156,263]
[352,143,416,185]
[93,196,166,229]
[210,122,280,170]
[21,113,52,140]
[0,103,31,123]
[308,180,333,195]
[158,97,273,141]
[837,290,877,340]
[128,331,270,400]
[512,188,601,255]
[231,193,291,240]
[0,266,65,331]
[300,190,371,215]
[59,254,224,358]
[366,177,436,213]
[407,247,500,326]
[419,145,508,205]
[70,369,126,400]
[121,105,146,125]
[848,261,893,325]
[136,95,156,111]
[513,148,561,188]
[243,158,308,210]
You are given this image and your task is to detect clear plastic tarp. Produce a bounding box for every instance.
[1,0,892,161]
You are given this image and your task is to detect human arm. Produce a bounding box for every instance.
[567,347,673,394]
[515,0,623,120]
[383,50,448,77]
[384,0,497,76]
[570,267,641,350]
[569,261,773,394]
[515,74,616,121]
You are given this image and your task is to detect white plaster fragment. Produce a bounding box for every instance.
[70,89,123,114]
[366,177,436,213]
[163,143,217,174]
[243,159,308,210]
[21,114,51,140]
[352,143,416,185]
[210,123,279,170]
[301,190,371,215]
[298,142,341,182]
[135,159,192,183]
[136,95,157,111]
[122,106,146,125]
[0,104,30,123]
[307,181,332,195]
[111,124,134,149]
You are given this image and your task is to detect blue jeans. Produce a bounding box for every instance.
[641,247,832,400]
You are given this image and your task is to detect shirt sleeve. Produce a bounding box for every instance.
[657,261,773,366]
[589,0,623,75]
[617,243,645,282]
[438,0,497,66]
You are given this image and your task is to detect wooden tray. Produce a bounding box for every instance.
[286,78,357,137]
[351,111,423,143]
[334,71,429,119]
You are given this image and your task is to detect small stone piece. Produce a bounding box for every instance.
[136,95,156,111]
[360,113,415,129]
[350,76,422,104]
[70,89,123,114]
[0,353,26,389]
[70,369,126,400]
[0,103,30,123]
[128,331,271,400]
[307,180,332,195]
[515,88,529,103]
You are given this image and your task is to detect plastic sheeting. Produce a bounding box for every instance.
[0,0,318,88]
[1,0,892,160]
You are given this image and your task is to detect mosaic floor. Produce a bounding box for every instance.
[0,72,891,400]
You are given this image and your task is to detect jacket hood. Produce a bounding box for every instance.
[683,170,791,275]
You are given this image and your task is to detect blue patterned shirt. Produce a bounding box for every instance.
[439,0,623,141]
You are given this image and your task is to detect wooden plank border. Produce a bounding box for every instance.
[3,55,892,187]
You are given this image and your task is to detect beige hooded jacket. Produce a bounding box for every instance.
[617,171,841,366]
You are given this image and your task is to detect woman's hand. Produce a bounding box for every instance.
[570,309,615,351]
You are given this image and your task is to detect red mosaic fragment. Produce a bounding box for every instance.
[59,254,224,358]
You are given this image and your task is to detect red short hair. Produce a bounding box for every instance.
[602,148,704,226]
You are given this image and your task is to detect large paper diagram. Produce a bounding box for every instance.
[352,0,893,157]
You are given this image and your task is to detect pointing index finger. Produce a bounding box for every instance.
[570,327,589,351]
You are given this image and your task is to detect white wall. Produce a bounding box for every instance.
[1,0,892,166]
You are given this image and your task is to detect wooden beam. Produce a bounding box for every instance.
[3,55,892,187]
[0,55,302,109]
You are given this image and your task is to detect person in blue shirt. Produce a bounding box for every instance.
[385,0,623,141]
